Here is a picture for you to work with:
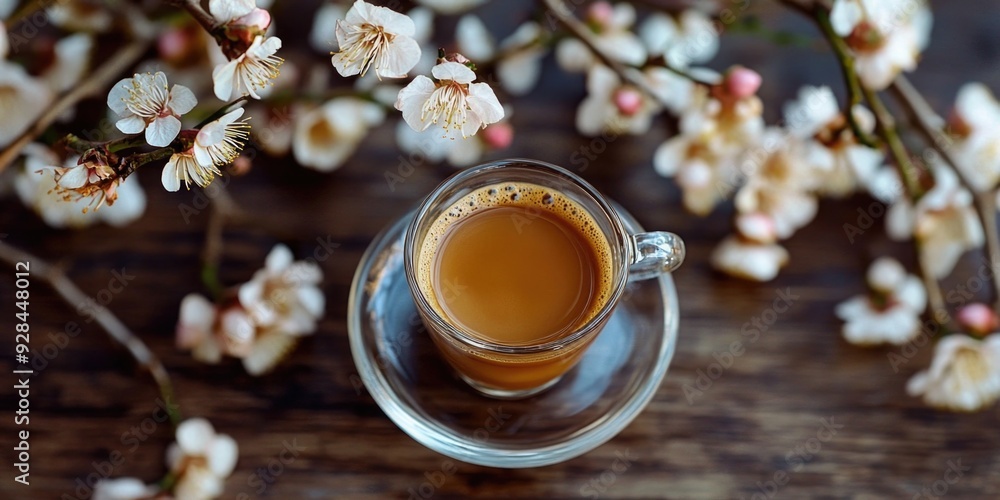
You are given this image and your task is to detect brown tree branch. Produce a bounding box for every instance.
[0,240,180,426]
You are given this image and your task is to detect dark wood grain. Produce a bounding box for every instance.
[2,1,1000,498]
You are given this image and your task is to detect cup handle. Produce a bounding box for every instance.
[627,232,685,281]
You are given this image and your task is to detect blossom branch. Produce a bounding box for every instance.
[201,185,241,299]
[165,0,218,33]
[810,5,880,149]
[890,76,1000,312]
[542,0,681,108]
[0,38,152,173]
[0,240,180,427]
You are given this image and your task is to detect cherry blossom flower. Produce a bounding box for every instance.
[414,0,486,14]
[829,0,932,90]
[292,97,384,171]
[396,108,513,167]
[711,213,790,281]
[456,14,494,62]
[395,61,504,139]
[496,22,547,96]
[330,0,421,79]
[208,0,256,24]
[167,418,238,500]
[176,245,324,375]
[41,33,94,94]
[162,151,219,192]
[193,108,251,168]
[555,1,646,72]
[92,477,159,500]
[886,164,983,279]
[835,257,927,345]
[46,0,113,32]
[108,72,197,148]
[907,333,1000,412]
[639,10,719,69]
[783,86,883,197]
[575,64,659,136]
[213,34,283,100]
[949,83,1000,192]
[655,73,765,215]
[310,2,346,52]
[14,145,146,228]
[0,62,53,148]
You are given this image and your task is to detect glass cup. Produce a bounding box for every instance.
[403,159,685,399]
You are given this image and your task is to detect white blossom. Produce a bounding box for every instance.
[639,10,719,69]
[108,72,197,147]
[496,22,546,96]
[555,2,646,72]
[42,33,94,93]
[836,257,927,345]
[886,165,984,279]
[310,2,346,53]
[208,0,255,24]
[395,61,503,138]
[14,145,146,228]
[92,478,158,500]
[193,108,251,168]
[711,235,789,282]
[331,0,421,79]
[167,418,238,500]
[829,0,932,90]
[907,334,1000,412]
[950,83,1000,192]
[46,0,113,32]
[213,35,283,100]
[0,62,54,148]
[162,151,219,192]
[575,64,659,136]
[292,97,384,171]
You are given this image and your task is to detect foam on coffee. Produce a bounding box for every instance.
[416,182,615,345]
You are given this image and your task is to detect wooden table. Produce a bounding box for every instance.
[2,1,1000,498]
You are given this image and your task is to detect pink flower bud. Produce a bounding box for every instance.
[231,156,253,176]
[957,303,999,336]
[613,88,643,116]
[234,8,272,32]
[587,1,614,27]
[724,66,762,99]
[158,28,191,63]
[482,122,514,149]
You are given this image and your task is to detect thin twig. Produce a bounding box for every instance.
[809,5,881,149]
[201,184,240,299]
[891,76,1000,311]
[916,241,950,326]
[165,0,218,33]
[542,0,683,109]
[0,240,180,426]
[0,39,152,173]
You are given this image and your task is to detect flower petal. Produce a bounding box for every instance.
[161,155,183,192]
[169,84,198,115]
[115,115,146,134]
[176,418,215,455]
[207,434,239,477]
[395,75,437,132]
[381,35,422,78]
[212,60,240,101]
[431,61,476,84]
[146,115,181,148]
[466,82,504,127]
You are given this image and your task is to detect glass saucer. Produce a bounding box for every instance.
[347,202,679,468]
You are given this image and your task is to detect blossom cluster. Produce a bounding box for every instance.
[177,244,325,376]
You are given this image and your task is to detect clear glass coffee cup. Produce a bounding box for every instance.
[404,159,685,399]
